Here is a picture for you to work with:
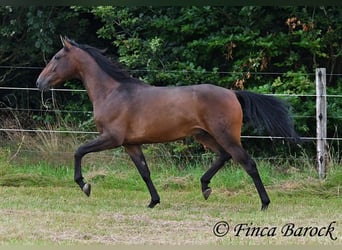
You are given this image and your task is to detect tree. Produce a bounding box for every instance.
[1,6,341,159]
[0,6,97,127]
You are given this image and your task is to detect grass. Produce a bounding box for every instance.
[0,130,341,246]
[0,144,341,246]
[0,185,341,245]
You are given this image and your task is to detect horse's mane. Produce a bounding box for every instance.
[67,38,144,84]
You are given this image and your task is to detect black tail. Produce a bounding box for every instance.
[235,91,299,142]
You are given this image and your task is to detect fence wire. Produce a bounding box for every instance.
[1,72,342,142]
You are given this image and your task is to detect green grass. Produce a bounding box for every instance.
[0,147,341,245]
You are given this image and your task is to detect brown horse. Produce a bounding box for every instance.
[36,37,298,210]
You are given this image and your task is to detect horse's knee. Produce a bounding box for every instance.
[74,147,84,161]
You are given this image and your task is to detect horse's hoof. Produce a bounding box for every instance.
[82,183,91,197]
[261,202,270,211]
[202,188,212,200]
[148,199,160,208]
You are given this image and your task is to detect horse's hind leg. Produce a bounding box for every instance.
[194,132,231,200]
[225,143,270,210]
[201,153,231,200]
[125,145,160,208]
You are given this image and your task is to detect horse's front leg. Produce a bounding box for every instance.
[124,144,160,208]
[74,135,119,196]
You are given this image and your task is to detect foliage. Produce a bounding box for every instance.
[86,6,341,158]
[1,6,341,160]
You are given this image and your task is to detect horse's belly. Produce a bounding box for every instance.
[124,118,200,144]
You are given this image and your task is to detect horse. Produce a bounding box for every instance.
[36,36,298,210]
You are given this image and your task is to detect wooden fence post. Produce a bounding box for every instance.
[316,68,328,180]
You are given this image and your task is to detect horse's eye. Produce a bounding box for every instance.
[54,55,60,60]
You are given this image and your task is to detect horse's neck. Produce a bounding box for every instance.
[80,65,120,104]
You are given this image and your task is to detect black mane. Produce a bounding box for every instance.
[68,39,144,84]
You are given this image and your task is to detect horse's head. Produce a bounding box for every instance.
[36,36,79,91]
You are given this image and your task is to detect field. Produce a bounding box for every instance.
[0,141,341,246]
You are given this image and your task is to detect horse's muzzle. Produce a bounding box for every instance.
[36,79,50,92]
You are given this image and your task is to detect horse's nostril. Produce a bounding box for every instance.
[36,81,42,90]
[36,80,44,91]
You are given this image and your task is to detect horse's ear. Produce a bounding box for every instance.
[60,35,72,51]
[60,35,66,47]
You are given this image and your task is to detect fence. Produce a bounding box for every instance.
[0,68,341,178]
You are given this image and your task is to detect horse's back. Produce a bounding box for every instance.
[192,84,237,102]
[142,84,241,122]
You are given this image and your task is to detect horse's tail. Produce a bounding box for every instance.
[234,90,299,142]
